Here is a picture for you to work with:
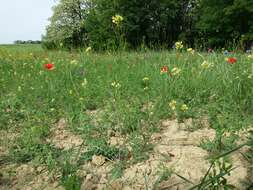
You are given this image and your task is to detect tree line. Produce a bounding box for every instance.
[14,40,41,44]
[42,0,253,50]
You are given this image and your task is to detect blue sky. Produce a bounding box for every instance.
[0,0,56,44]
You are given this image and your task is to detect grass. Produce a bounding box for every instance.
[0,44,252,189]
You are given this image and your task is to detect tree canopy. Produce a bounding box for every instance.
[42,0,253,50]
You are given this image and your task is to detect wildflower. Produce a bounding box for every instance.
[169,100,177,110]
[161,66,168,74]
[142,77,149,82]
[175,41,183,50]
[81,78,88,87]
[115,83,121,88]
[248,54,253,59]
[187,48,195,54]
[112,14,124,26]
[226,57,237,64]
[201,61,214,69]
[70,59,78,65]
[44,63,54,70]
[171,67,181,76]
[144,87,149,91]
[111,81,121,88]
[181,104,189,112]
[85,47,92,53]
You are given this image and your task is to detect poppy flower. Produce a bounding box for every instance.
[227,57,237,64]
[161,66,168,73]
[44,63,54,70]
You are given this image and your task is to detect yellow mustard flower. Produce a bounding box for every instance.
[142,77,149,82]
[201,61,214,69]
[248,54,253,59]
[181,104,189,112]
[70,59,78,65]
[187,48,195,54]
[169,100,177,110]
[81,78,88,87]
[111,81,121,88]
[171,67,182,76]
[175,41,183,50]
[112,14,124,26]
[85,47,92,53]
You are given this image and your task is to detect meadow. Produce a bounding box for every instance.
[0,44,252,190]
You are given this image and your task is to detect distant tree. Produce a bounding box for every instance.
[195,0,253,48]
[43,0,253,50]
[42,0,89,49]
[14,40,41,44]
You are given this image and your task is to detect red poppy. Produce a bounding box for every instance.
[227,57,237,64]
[161,66,168,73]
[44,63,54,70]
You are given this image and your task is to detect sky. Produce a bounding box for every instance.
[0,0,56,44]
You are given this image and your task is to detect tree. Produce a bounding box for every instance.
[42,0,89,49]
[85,0,190,49]
[195,0,253,48]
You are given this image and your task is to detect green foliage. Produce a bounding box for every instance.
[195,0,253,48]
[60,160,81,190]
[42,0,89,49]
[79,138,129,162]
[1,45,252,189]
[42,0,253,50]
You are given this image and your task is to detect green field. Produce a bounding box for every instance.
[0,45,252,190]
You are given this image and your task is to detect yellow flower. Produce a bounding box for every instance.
[169,100,177,110]
[70,59,78,65]
[142,77,149,82]
[81,78,88,87]
[181,104,189,112]
[175,41,183,50]
[201,61,214,69]
[111,81,121,88]
[248,54,253,59]
[187,48,195,54]
[85,47,92,53]
[171,67,181,76]
[112,14,124,26]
